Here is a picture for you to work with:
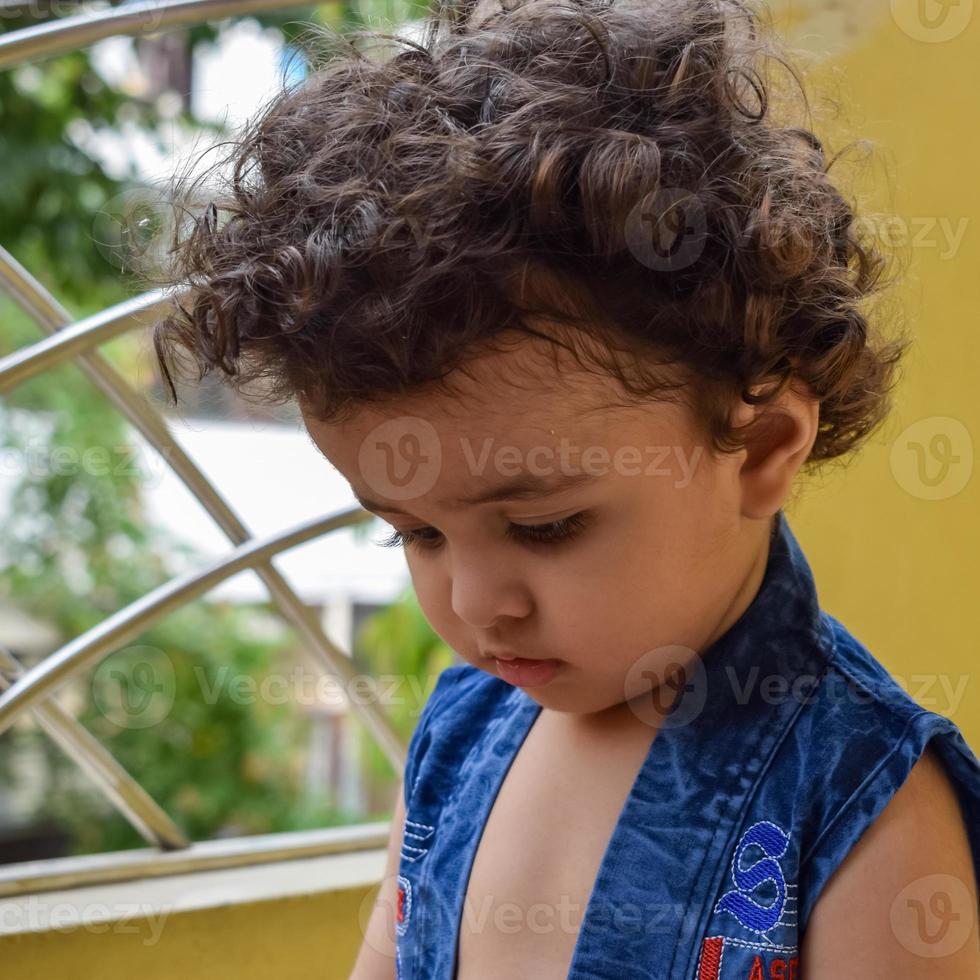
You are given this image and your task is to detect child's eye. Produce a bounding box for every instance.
[375,512,591,552]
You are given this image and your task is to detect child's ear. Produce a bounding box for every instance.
[731,378,820,521]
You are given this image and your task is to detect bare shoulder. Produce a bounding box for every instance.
[800,743,980,977]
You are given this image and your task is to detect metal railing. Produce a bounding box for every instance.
[0,1,410,894]
[0,0,306,70]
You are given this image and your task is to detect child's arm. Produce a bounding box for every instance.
[347,775,405,980]
[800,745,979,976]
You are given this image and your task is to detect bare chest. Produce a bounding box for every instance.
[455,708,659,980]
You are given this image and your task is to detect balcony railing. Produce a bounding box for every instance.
[0,0,409,897]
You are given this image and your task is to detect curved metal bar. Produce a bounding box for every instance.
[0,508,371,735]
[0,0,310,71]
[0,646,191,852]
[0,247,407,778]
[0,289,173,394]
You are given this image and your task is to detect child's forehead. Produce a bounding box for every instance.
[321,332,687,433]
[299,330,699,498]
[302,377,699,516]
[305,365,688,452]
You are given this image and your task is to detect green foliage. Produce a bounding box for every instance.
[0,5,453,857]
[345,589,457,818]
[43,605,345,855]
[0,288,360,852]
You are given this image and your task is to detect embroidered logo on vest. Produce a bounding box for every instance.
[696,937,799,980]
[695,820,799,979]
[400,813,435,863]
[396,874,413,936]
[715,820,790,933]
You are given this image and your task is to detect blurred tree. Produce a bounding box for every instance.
[0,0,445,858]
[351,580,459,815]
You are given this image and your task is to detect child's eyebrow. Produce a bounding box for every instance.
[353,470,597,515]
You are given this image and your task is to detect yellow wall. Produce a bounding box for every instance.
[767,2,979,752]
[0,884,369,979]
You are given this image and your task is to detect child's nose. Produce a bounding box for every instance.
[448,553,532,628]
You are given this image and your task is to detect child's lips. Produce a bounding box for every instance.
[490,655,565,687]
[483,650,560,663]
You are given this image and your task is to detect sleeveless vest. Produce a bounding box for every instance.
[394,508,980,978]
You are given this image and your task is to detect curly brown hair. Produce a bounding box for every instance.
[149,0,910,472]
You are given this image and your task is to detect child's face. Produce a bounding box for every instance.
[301,332,774,718]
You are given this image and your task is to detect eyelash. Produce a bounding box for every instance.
[375,512,591,552]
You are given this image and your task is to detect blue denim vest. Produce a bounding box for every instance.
[395,509,980,978]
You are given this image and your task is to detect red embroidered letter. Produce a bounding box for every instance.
[698,937,724,980]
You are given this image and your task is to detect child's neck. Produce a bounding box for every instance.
[699,511,774,655]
